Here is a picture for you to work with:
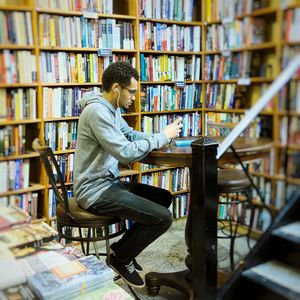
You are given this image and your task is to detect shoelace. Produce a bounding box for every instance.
[125,261,136,274]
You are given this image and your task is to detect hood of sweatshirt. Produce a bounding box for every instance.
[77,92,116,113]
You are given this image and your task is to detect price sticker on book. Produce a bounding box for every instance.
[83,12,98,19]
[174,81,186,88]
[98,48,112,57]
[238,78,251,86]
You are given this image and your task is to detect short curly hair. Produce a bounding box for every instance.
[102,62,139,92]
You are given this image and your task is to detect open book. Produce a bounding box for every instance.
[0,205,31,230]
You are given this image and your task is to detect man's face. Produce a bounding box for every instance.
[119,77,138,109]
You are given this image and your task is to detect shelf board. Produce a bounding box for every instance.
[0,83,38,88]
[36,8,136,20]
[0,119,41,126]
[278,111,300,117]
[0,44,35,50]
[0,152,39,161]
[287,178,300,185]
[53,149,75,154]
[203,77,273,83]
[119,169,140,177]
[141,109,199,115]
[140,50,202,55]
[205,6,276,24]
[140,166,177,174]
[283,3,300,10]
[171,189,190,195]
[140,80,202,84]
[138,17,202,26]
[205,42,276,54]
[43,116,80,122]
[122,112,139,117]
[281,40,300,46]
[204,108,273,115]
[235,6,277,19]
[250,172,273,180]
[41,82,102,87]
[39,46,137,53]
[0,183,45,197]
[0,5,33,11]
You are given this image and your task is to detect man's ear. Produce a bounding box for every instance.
[112,83,119,93]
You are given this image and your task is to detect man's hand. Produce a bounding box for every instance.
[163,117,183,140]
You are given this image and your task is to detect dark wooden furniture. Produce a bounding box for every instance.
[32,138,126,259]
[143,137,273,300]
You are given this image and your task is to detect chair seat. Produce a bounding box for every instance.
[56,197,122,226]
[218,169,251,193]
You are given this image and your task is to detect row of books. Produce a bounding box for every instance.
[39,14,134,50]
[0,50,37,84]
[0,206,121,299]
[141,112,201,136]
[248,155,273,176]
[169,193,190,219]
[0,159,30,193]
[281,46,300,75]
[0,11,33,45]
[48,188,73,217]
[36,0,114,13]
[141,167,190,193]
[51,154,74,185]
[287,152,300,179]
[0,125,27,157]
[40,52,99,83]
[205,83,236,109]
[279,116,300,145]
[42,87,100,118]
[204,52,253,80]
[45,121,78,150]
[139,22,201,52]
[218,195,251,223]
[205,0,267,22]
[251,175,272,206]
[0,88,36,121]
[205,112,263,138]
[284,8,300,42]
[140,54,201,81]
[140,84,202,112]
[139,0,195,22]
[0,192,39,219]
[279,81,300,112]
[206,18,266,51]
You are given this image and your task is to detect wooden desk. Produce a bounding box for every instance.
[143,137,273,300]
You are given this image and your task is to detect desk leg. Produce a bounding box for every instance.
[145,139,218,299]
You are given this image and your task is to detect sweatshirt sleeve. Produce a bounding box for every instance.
[120,115,151,141]
[90,109,169,164]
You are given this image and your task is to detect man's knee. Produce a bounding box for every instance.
[159,209,173,231]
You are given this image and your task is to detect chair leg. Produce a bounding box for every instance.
[78,227,86,255]
[92,228,100,259]
[86,228,91,255]
[246,189,254,249]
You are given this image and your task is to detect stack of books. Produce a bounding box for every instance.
[0,205,132,299]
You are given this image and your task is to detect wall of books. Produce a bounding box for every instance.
[0,0,299,235]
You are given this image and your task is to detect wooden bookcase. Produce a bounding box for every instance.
[0,0,299,232]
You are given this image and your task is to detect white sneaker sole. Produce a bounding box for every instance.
[109,264,145,289]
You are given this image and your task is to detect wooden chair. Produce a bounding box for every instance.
[32,138,126,259]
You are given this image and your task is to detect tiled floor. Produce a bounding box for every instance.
[99,218,255,300]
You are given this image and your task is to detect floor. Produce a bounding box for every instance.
[98,218,255,300]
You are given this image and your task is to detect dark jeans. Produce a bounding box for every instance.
[87,181,173,261]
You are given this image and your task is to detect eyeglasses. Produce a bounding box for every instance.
[123,87,138,96]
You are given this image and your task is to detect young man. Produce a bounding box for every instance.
[74,62,182,288]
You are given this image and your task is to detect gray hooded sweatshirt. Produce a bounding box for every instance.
[74,92,169,209]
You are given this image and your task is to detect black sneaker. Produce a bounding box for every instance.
[132,258,143,272]
[106,254,144,288]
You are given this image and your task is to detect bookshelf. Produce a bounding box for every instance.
[0,0,299,231]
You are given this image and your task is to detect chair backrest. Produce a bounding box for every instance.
[32,138,72,218]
